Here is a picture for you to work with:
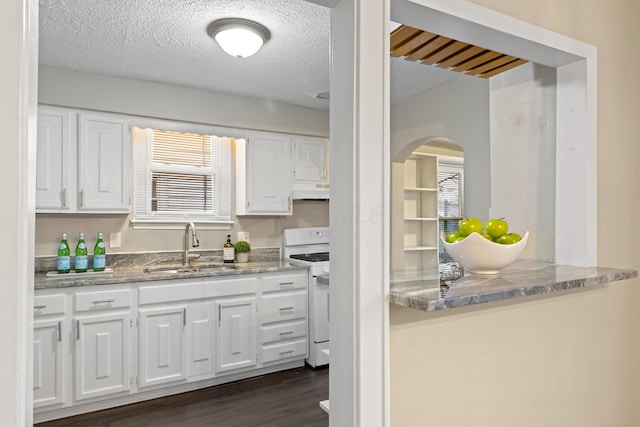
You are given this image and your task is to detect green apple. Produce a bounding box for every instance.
[497,233,521,244]
[446,231,464,243]
[459,217,482,237]
[508,233,522,243]
[480,231,492,240]
[485,218,509,239]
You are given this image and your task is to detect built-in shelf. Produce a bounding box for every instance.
[401,150,439,270]
[404,246,438,251]
[404,217,438,221]
[404,187,437,192]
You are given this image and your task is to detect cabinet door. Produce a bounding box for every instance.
[187,301,214,378]
[33,319,64,408]
[75,313,130,401]
[215,298,257,373]
[36,108,75,211]
[139,306,187,387]
[292,137,327,183]
[77,113,130,212]
[246,132,292,214]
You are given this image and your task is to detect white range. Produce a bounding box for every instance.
[282,227,330,368]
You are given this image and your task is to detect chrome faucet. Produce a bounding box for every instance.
[183,222,200,266]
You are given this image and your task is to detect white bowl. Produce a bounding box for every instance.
[441,231,529,274]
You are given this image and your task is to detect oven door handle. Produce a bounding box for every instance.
[327,293,330,322]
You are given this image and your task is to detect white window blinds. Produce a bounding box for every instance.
[132,127,233,224]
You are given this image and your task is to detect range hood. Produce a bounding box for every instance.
[292,182,330,200]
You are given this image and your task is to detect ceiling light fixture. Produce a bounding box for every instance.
[207,18,271,58]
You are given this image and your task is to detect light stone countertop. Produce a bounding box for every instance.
[389,259,637,312]
[35,260,306,290]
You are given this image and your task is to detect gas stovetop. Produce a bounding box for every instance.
[289,252,330,263]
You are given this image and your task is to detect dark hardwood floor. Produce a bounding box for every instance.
[36,366,329,427]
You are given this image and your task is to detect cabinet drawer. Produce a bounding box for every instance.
[261,339,307,364]
[74,289,130,312]
[260,320,307,344]
[261,272,307,293]
[261,292,307,324]
[34,294,65,317]
[139,277,256,305]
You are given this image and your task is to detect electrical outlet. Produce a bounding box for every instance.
[110,232,122,248]
[237,232,250,243]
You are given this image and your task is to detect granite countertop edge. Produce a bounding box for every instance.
[389,260,638,313]
[35,261,306,290]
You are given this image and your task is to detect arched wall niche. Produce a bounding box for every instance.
[390,136,464,270]
[393,136,463,163]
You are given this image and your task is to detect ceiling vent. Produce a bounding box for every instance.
[390,25,527,78]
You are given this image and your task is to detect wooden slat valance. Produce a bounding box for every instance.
[391,25,527,78]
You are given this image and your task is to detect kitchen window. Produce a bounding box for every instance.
[131,120,237,226]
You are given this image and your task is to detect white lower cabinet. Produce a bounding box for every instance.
[74,313,131,401]
[259,271,308,365]
[33,319,64,408]
[34,269,308,422]
[33,294,67,409]
[215,297,257,373]
[138,306,187,388]
[186,301,215,379]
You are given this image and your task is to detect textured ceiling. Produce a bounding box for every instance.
[39,0,457,111]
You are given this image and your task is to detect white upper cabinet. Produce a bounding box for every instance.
[77,113,131,212]
[36,107,75,211]
[292,136,326,183]
[36,106,131,213]
[291,136,329,200]
[236,131,292,215]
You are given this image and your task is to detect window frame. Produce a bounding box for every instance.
[130,118,247,229]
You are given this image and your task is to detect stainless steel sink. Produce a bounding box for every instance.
[143,264,240,275]
[199,264,241,271]
[143,266,202,275]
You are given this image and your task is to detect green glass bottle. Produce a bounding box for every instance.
[93,232,106,272]
[57,233,71,274]
[74,232,88,273]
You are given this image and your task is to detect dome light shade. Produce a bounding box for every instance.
[207,18,271,58]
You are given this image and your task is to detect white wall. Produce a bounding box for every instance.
[391,74,491,219]
[390,0,640,425]
[39,66,329,137]
[489,62,556,260]
[35,66,330,257]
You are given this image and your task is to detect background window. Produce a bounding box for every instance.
[438,160,464,280]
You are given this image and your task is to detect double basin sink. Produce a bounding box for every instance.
[143,263,241,275]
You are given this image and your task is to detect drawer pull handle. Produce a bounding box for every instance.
[92,299,115,305]
[279,350,294,356]
[279,306,294,312]
[34,305,46,310]
[279,282,294,287]
[279,331,294,336]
